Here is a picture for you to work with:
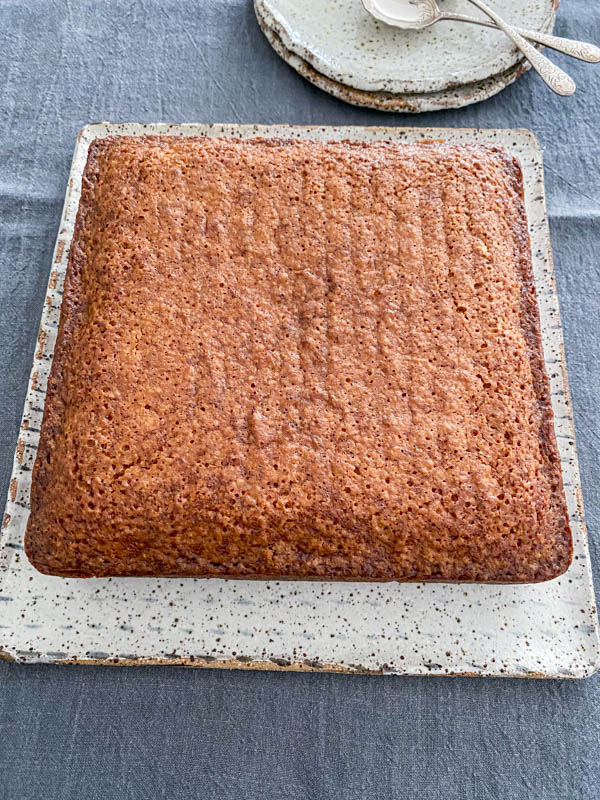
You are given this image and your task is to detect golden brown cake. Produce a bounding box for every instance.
[25,136,572,582]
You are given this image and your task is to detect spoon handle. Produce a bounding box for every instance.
[443,13,600,63]
[518,30,600,63]
[462,0,576,95]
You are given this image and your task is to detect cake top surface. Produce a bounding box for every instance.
[26,136,571,581]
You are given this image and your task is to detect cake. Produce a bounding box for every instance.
[25,135,572,582]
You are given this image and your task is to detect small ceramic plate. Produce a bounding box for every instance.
[256,0,557,94]
[256,8,536,114]
[1,124,598,678]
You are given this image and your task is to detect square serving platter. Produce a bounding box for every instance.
[1,123,598,677]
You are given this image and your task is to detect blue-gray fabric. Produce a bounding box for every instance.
[1,2,599,798]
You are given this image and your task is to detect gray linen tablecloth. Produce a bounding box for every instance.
[1,2,599,797]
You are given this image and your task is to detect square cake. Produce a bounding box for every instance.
[25,136,572,581]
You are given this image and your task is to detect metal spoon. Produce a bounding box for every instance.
[362,0,600,63]
[363,0,590,95]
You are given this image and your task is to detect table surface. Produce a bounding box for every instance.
[1,2,599,798]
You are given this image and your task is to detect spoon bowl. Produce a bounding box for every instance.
[361,0,440,29]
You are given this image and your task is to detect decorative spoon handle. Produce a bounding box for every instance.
[517,29,600,63]
[462,0,576,95]
[443,13,600,63]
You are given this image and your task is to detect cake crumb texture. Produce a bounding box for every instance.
[25,136,572,581]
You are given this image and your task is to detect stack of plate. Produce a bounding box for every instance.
[255,0,559,112]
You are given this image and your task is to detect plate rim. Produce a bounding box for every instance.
[256,6,535,114]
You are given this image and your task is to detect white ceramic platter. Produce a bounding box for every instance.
[256,8,538,114]
[1,123,598,678]
[255,0,558,94]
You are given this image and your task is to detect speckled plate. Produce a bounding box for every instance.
[255,0,558,95]
[1,123,598,678]
[256,8,537,114]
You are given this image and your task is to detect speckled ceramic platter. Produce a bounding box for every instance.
[255,0,558,95]
[1,123,598,678]
[256,8,538,114]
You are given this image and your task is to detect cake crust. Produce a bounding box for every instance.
[25,136,572,582]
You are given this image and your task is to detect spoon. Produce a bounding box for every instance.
[363,0,586,95]
[362,0,600,63]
